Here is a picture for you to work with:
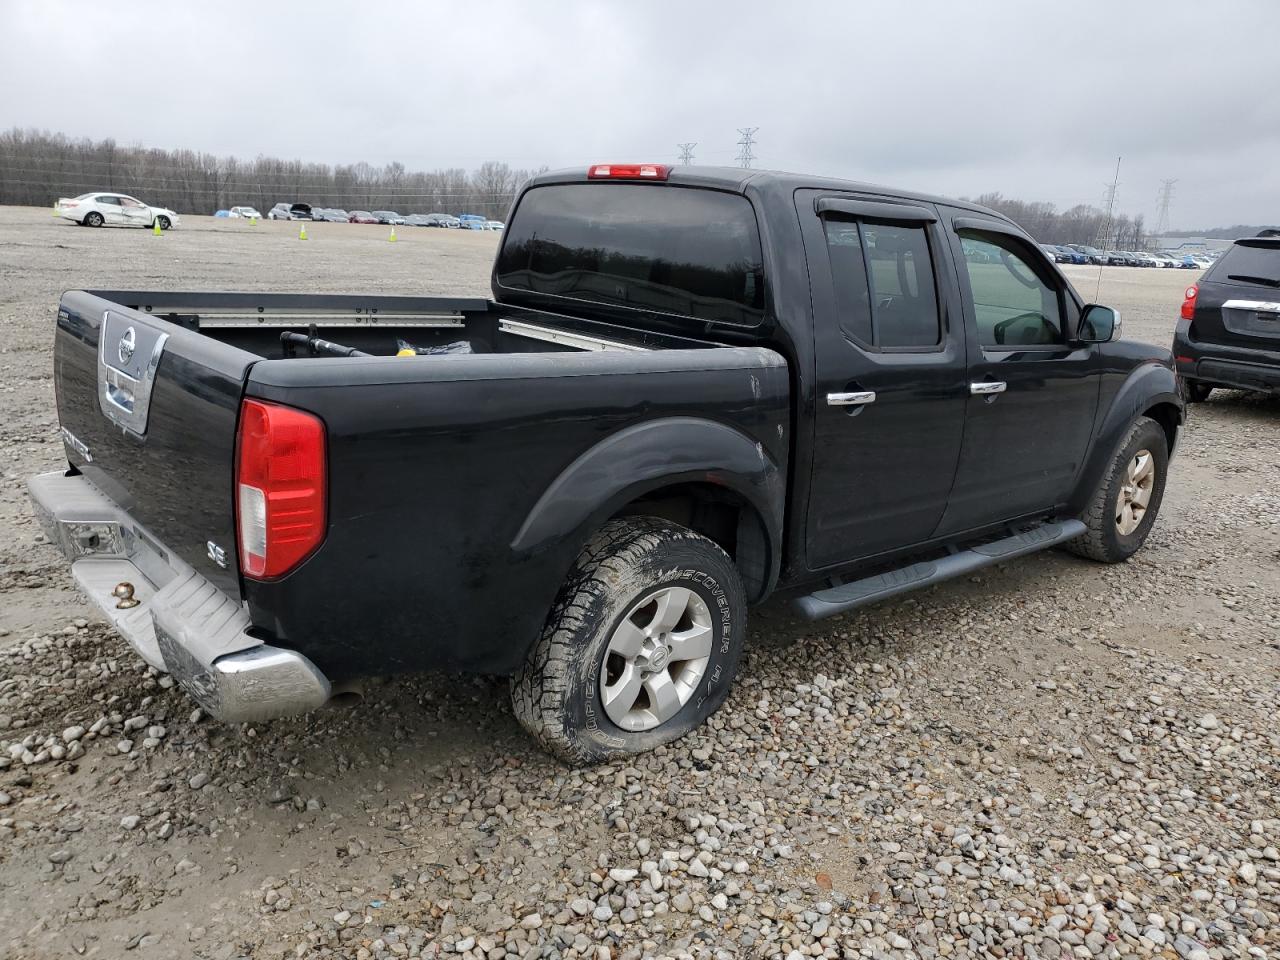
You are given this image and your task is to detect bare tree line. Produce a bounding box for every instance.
[1,128,1194,248]
[0,129,545,218]
[967,192,1150,250]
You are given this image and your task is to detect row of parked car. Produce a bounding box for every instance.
[215,202,506,231]
[1038,242,1214,269]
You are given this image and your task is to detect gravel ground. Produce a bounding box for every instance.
[0,207,1276,960]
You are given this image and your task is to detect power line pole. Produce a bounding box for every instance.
[1154,178,1177,237]
[1098,156,1122,247]
[735,128,758,169]
[1095,156,1122,301]
[677,142,697,165]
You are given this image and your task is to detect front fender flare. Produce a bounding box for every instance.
[1069,361,1183,515]
[511,417,785,589]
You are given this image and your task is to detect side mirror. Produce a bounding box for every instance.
[1078,304,1121,343]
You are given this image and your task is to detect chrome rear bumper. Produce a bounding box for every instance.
[27,471,330,722]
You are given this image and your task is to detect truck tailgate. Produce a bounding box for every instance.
[52,290,258,597]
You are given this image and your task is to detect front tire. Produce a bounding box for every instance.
[1067,416,1169,563]
[83,212,104,227]
[155,215,171,231]
[510,518,746,766]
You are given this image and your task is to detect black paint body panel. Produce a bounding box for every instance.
[54,291,256,596]
[242,348,789,679]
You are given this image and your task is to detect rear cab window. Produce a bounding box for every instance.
[495,183,766,328]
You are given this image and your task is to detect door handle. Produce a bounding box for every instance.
[827,391,876,406]
[969,381,1007,396]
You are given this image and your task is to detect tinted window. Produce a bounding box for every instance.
[496,184,765,327]
[958,231,1063,347]
[822,220,872,344]
[97,195,121,205]
[822,218,940,348]
[1209,241,1280,285]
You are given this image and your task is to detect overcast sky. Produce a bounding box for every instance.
[3,0,1277,228]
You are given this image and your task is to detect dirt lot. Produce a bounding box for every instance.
[0,207,1276,960]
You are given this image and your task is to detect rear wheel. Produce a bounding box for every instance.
[1183,379,1213,403]
[1067,416,1168,563]
[510,518,746,765]
[83,211,104,227]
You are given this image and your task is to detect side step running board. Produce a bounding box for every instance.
[792,519,1086,621]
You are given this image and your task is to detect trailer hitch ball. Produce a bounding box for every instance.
[113,582,140,609]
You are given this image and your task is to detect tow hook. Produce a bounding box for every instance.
[113,582,140,609]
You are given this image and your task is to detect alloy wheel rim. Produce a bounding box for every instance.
[1115,448,1155,536]
[600,585,713,732]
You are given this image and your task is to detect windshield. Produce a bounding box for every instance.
[496,183,766,327]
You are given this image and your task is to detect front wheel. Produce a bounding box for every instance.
[154,215,171,231]
[1067,416,1169,563]
[510,518,746,765]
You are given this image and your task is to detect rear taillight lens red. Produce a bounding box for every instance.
[235,399,326,580]
[1180,284,1198,321]
[587,163,670,181]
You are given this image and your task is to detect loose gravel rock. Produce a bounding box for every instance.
[0,209,1277,957]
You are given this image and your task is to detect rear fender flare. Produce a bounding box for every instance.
[1069,362,1182,514]
[511,417,784,592]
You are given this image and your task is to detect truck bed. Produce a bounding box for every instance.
[51,289,789,682]
[88,290,718,359]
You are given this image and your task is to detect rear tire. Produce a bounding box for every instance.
[1067,416,1168,563]
[83,212,104,227]
[1184,380,1213,403]
[510,518,746,766]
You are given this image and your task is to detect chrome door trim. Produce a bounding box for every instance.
[826,391,877,406]
[969,381,1008,396]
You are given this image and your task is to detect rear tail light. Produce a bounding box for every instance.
[587,163,669,181]
[235,399,327,579]
[1180,284,1198,321]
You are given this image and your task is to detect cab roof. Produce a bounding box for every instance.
[526,165,1017,226]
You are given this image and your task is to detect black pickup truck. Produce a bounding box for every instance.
[31,163,1183,764]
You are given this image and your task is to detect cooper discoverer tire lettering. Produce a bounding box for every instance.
[510,518,747,765]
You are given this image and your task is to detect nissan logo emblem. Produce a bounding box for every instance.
[118,326,136,365]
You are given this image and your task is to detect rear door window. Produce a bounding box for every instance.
[496,183,766,327]
[822,217,941,349]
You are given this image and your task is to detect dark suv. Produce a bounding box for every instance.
[1175,231,1280,400]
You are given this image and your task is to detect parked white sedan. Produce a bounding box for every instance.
[56,192,181,230]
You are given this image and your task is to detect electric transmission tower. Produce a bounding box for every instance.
[1154,179,1177,237]
[735,128,758,168]
[677,142,697,165]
